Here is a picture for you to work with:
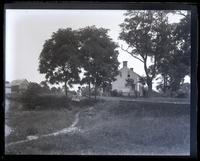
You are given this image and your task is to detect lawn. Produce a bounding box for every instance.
[5,98,190,155]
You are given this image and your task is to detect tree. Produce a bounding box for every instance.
[78,26,119,100]
[153,20,176,94]
[80,72,93,99]
[157,11,191,96]
[171,12,191,88]
[38,28,81,96]
[119,10,174,96]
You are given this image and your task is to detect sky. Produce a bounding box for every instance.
[5,9,190,91]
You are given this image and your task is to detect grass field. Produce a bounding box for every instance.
[5,98,190,155]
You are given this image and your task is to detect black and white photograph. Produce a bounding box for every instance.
[4,3,197,156]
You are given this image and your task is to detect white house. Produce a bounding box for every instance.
[112,61,143,97]
[11,79,29,94]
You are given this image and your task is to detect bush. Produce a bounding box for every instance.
[19,82,71,109]
[21,93,71,109]
[135,91,140,98]
[175,91,188,98]
[110,90,122,97]
[110,90,118,96]
[21,93,40,108]
[37,95,70,107]
[71,98,104,107]
[91,89,100,96]
[81,87,90,97]
[20,82,42,107]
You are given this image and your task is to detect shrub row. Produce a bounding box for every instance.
[110,90,122,97]
[21,94,70,109]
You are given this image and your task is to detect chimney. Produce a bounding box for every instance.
[130,68,133,71]
[123,61,127,68]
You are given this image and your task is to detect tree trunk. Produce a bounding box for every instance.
[64,81,68,96]
[143,58,152,97]
[163,74,166,93]
[94,83,97,101]
[148,83,153,97]
[143,55,156,97]
[88,82,91,100]
[147,78,153,97]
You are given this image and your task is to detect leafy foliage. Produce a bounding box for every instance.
[39,26,119,99]
[21,82,70,109]
[119,10,174,96]
[110,89,123,97]
[38,28,81,96]
[157,12,191,94]
[120,10,190,97]
[78,26,120,99]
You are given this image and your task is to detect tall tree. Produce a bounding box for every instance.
[38,28,81,96]
[119,10,173,96]
[157,11,191,95]
[78,26,119,100]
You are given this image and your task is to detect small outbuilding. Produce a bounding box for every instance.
[11,79,29,94]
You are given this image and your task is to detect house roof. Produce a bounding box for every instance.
[11,79,29,86]
[119,67,141,78]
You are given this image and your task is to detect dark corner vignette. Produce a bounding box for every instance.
[3,1,198,159]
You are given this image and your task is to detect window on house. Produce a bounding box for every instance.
[132,84,135,90]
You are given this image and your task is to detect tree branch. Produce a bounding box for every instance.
[176,11,187,18]
[121,45,144,63]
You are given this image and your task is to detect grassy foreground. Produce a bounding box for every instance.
[5,98,190,155]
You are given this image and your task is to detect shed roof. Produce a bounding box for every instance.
[11,79,29,86]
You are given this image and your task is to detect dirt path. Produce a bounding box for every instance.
[5,103,100,148]
[6,111,82,147]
